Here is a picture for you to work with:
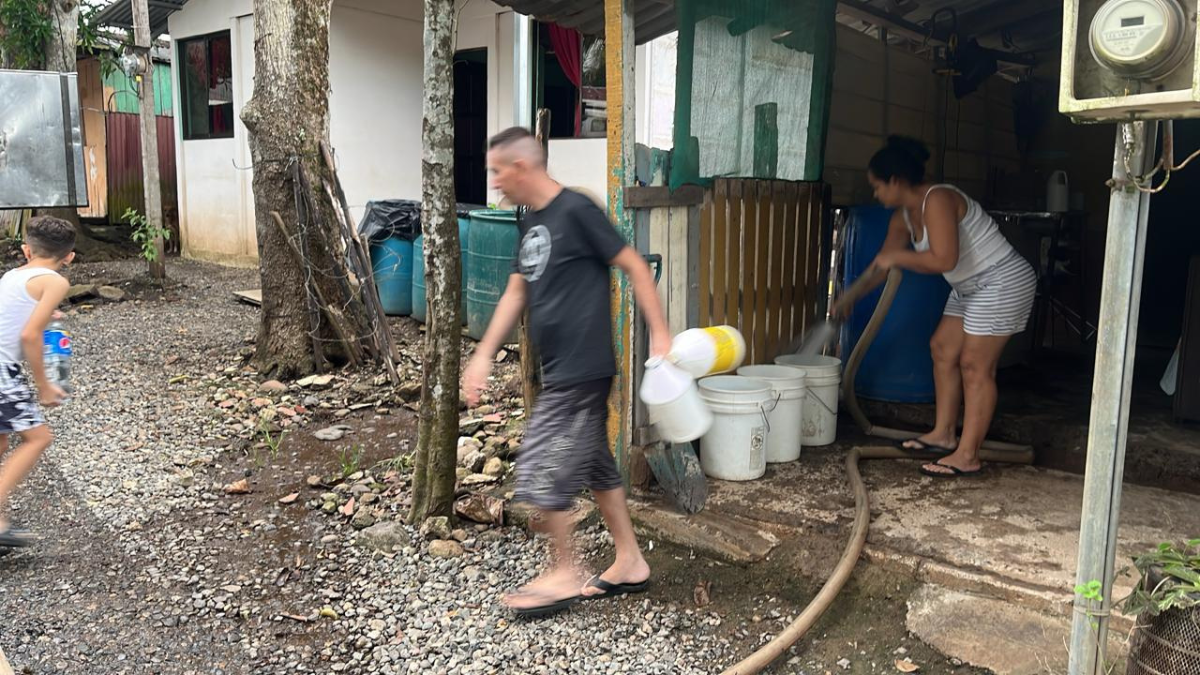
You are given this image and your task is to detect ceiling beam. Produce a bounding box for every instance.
[837,0,950,43]
[960,0,1058,38]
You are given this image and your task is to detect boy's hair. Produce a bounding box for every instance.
[25,216,77,260]
[488,127,545,167]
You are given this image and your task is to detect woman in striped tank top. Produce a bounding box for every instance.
[863,136,1036,478]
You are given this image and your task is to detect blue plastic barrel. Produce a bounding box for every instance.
[840,205,951,402]
[369,237,414,316]
[412,216,470,324]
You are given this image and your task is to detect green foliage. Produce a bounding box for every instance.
[124,208,170,264]
[77,3,122,78]
[339,445,364,479]
[1122,539,1200,618]
[0,0,52,69]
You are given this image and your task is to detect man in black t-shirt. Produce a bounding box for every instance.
[464,127,672,618]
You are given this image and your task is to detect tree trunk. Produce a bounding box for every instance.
[242,0,371,379]
[408,0,461,525]
[35,0,84,232]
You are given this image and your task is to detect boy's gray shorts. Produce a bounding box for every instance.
[514,377,623,511]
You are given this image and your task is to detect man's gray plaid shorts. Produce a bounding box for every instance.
[514,377,623,511]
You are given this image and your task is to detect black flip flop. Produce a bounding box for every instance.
[897,439,956,455]
[919,460,983,478]
[507,591,581,619]
[0,527,32,548]
[580,575,651,601]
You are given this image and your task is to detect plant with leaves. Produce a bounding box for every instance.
[0,0,52,69]
[1122,539,1200,618]
[124,208,170,264]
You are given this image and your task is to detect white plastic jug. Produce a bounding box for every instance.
[775,354,841,446]
[1047,171,1069,213]
[697,376,774,481]
[639,356,712,443]
[737,365,806,463]
[669,326,747,378]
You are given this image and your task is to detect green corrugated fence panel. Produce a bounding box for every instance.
[103,62,173,116]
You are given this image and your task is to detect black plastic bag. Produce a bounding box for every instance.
[358,199,421,243]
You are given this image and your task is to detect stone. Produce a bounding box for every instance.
[358,521,411,553]
[98,285,126,301]
[428,540,464,559]
[298,374,335,390]
[66,284,97,301]
[450,529,469,543]
[259,380,288,393]
[461,473,499,486]
[454,493,505,525]
[314,425,352,442]
[351,508,376,530]
[223,479,251,495]
[306,475,323,488]
[460,450,486,473]
[459,418,487,436]
[419,516,452,541]
[482,457,505,477]
[398,383,422,401]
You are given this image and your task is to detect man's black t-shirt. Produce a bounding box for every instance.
[512,188,627,387]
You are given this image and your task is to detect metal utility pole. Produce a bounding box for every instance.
[131,0,165,279]
[1067,120,1157,675]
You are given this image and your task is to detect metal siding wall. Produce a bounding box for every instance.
[103,63,174,116]
[105,113,179,224]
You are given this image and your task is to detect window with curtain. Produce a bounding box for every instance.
[179,31,234,141]
[535,22,607,139]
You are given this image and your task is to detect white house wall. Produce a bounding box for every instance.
[170,0,519,265]
[169,0,256,267]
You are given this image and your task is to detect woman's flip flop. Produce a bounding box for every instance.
[919,460,983,478]
[898,439,956,455]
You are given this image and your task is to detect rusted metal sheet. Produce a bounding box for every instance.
[105,113,178,226]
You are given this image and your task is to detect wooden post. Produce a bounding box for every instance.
[605,0,637,479]
[131,0,165,279]
[519,109,552,414]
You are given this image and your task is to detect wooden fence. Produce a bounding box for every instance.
[698,179,831,365]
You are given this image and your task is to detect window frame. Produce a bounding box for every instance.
[178,30,235,141]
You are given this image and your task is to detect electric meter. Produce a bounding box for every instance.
[1089,0,1191,80]
[1061,0,1200,122]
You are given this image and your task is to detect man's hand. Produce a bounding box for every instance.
[463,355,492,408]
[39,383,65,407]
[650,331,672,359]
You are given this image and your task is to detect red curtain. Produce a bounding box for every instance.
[548,24,582,136]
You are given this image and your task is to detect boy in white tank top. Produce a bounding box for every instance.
[0,216,74,547]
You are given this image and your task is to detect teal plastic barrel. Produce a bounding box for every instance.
[466,209,519,341]
[369,236,414,316]
[412,216,470,324]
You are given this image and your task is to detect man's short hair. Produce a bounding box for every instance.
[25,216,77,260]
[488,127,545,167]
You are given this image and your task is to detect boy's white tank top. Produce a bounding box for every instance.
[0,267,60,363]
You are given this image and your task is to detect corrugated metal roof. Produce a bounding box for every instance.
[94,0,189,38]
[492,0,1059,53]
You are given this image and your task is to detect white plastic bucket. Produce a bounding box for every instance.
[736,365,806,463]
[775,354,841,446]
[669,326,747,378]
[639,357,712,443]
[697,376,774,481]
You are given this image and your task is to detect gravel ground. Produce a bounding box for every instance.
[0,259,751,675]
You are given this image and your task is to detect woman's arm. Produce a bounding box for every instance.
[873,190,960,274]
